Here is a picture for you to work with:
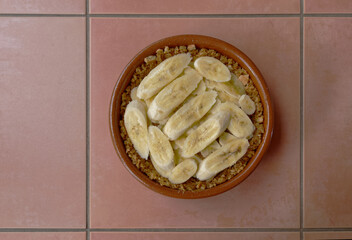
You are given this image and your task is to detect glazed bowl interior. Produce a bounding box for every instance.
[110,34,273,199]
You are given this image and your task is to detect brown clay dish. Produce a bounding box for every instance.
[109,35,274,199]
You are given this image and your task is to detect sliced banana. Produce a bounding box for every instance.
[230,73,246,95]
[182,111,231,158]
[148,126,174,171]
[124,100,149,159]
[172,135,187,159]
[168,158,198,184]
[239,94,256,115]
[185,125,198,136]
[130,87,140,101]
[147,67,202,122]
[208,98,223,115]
[192,80,206,96]
[196,138,249,181]
[194,56,231,82]
[144,95,155,108]
[200,140,221,158]
[217,91,240,105]
[126,52,259,183]
[173,148,184,166]
[219,132,238,146]
[172,135,187,150]
[137,53,192,100]
[192,154,203,165]
[156,117,169,126]
[163,91,217,140]
[210,102,255,139]
[150,155,171,178]
[227,104,255,138]
[205,73,245,102]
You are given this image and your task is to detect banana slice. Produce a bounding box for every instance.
[173,148,183,166]
[196,138,249,181]
[171,141,179,151]
[219,132,238,146]
[205,73,245,101]
[239,94,256,115]
[174,149,203,167]
[137,53,192,100]
[182,111,231,158]
[227,104,255,138]
[172,135,187,150]
[168,158,198,184]
[150,155,171,178]
[156,117,169,126]
[200,140,221,158]
[124,100,149,159]
[211,102,255,139]
[192,80,206,96]
[209,98,223,115]
[192,154,203,165]
[230,73,246,95]
[148,126,174,171]
[144,95,155,108]
[217,91,240,105]
[148,67,202,122]
[194,56,231,82]
[130,87,140,101]
[163,91,217,140]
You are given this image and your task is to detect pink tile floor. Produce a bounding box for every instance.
[0,1,351,239]
[90,17,300,229]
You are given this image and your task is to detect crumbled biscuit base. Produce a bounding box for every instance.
[119,46,264,192]
[144,55,157,64]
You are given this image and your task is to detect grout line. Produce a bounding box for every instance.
[304,13,352,17]
[89,228,301,232]
[85,0,90,239]
[1,228,352,233]
[0,13,351,18]
[87,13,300,18]
[0,229,86,232]
[85,13,352,18]
[0,14,85,17]
[303,228,352,232]
[300,0,304,239]
[300,0,304,240]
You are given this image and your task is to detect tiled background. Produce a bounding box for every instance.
[0,0,351,239]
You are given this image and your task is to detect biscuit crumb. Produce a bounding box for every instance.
[239,74,249,85]
[144,55,157,64]
[187,44,196,51]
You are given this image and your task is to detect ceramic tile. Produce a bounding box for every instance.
[0,232,86,240]
[304,18,352,228]
[304,232,352,240]
[305,0,352,13]
[0,17,86,228]
[90,0,300,14]
[90,17,300,228]
[0,0,85,14]
[91,232,300,240]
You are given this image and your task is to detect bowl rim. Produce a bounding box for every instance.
[109,34,274,199]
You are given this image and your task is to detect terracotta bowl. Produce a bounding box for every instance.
[109,34,274,199]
